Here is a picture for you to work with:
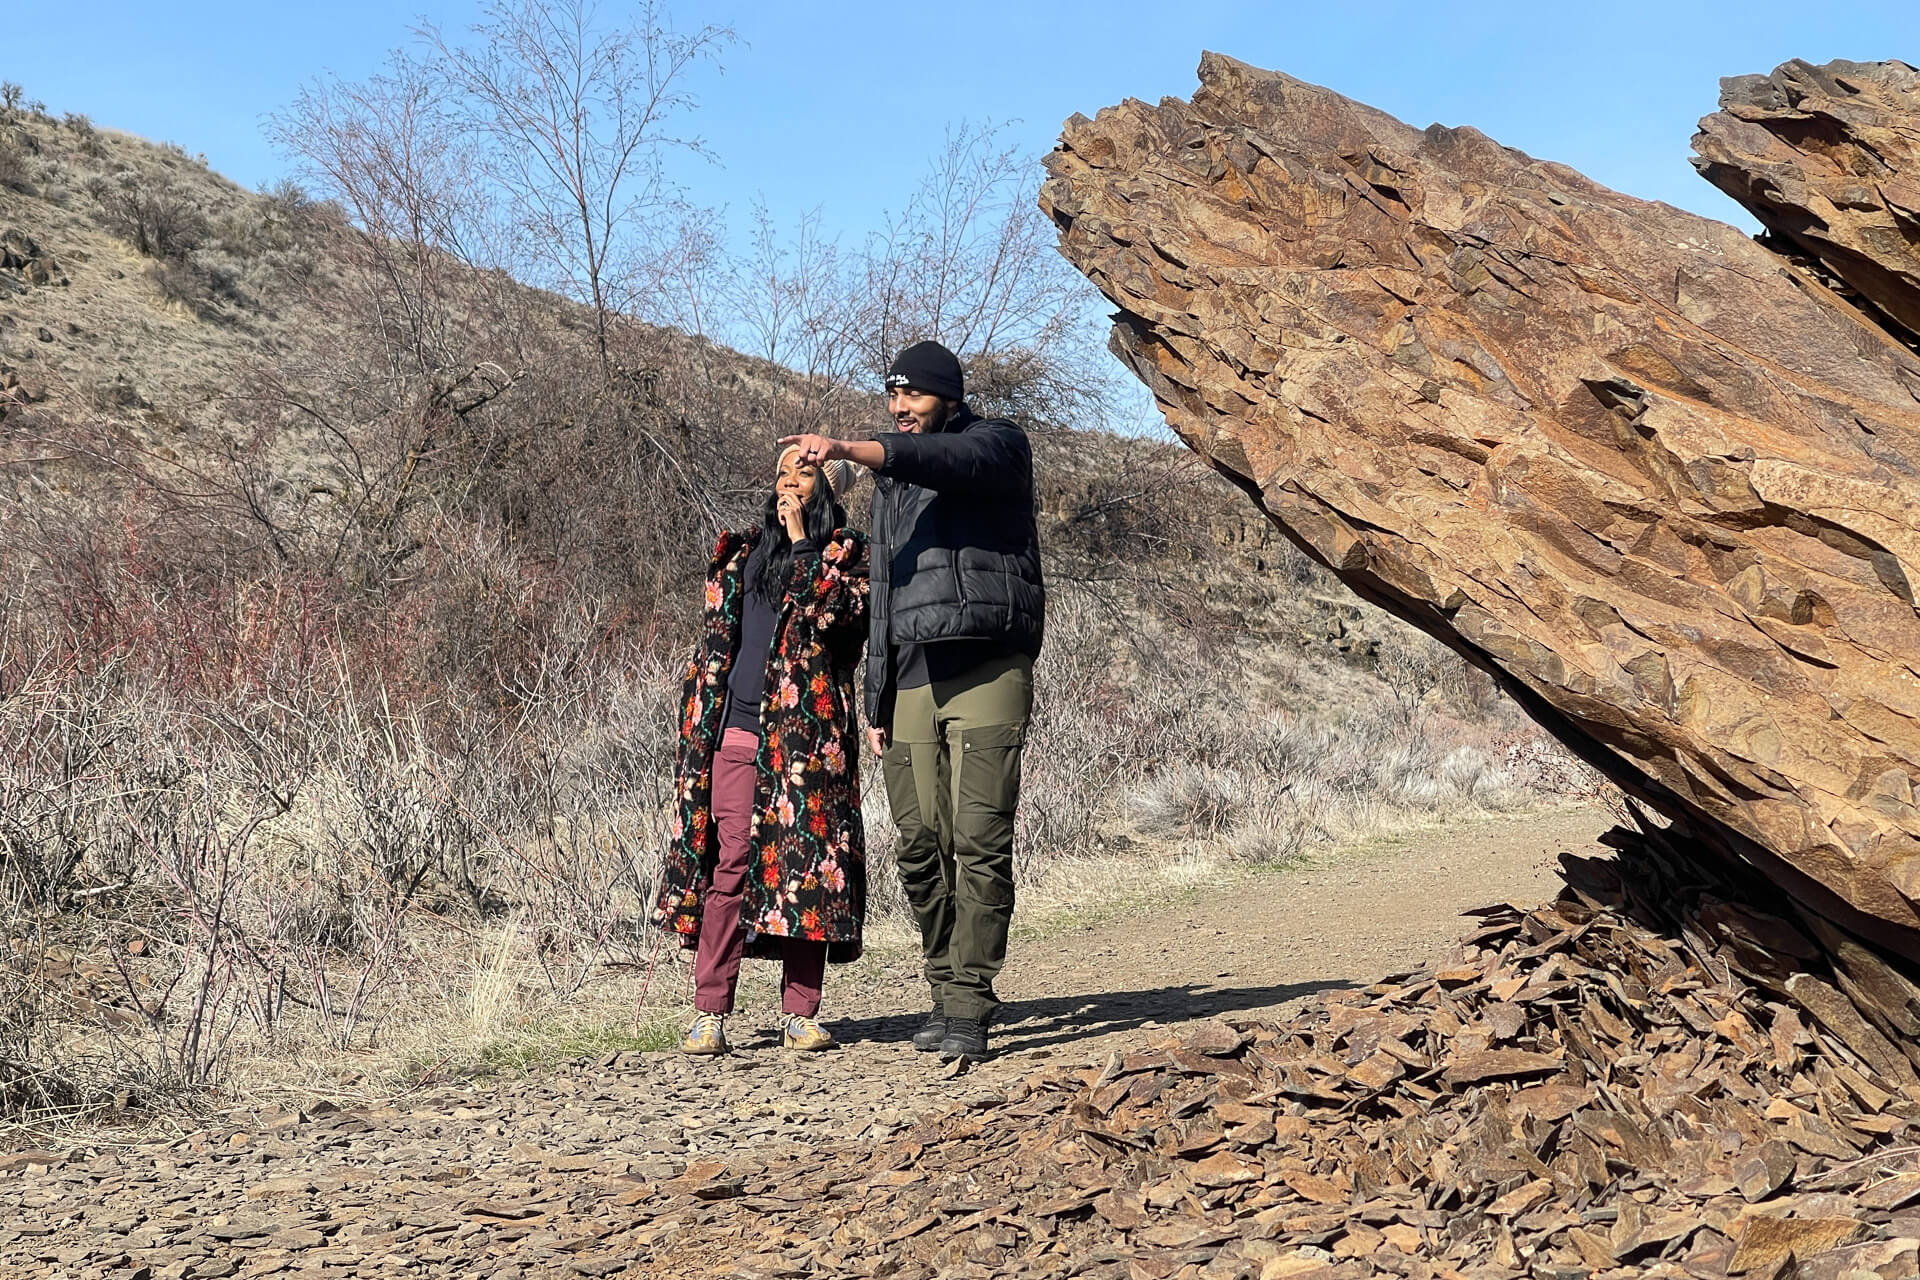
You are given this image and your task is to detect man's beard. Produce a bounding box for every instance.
[900,401,955,434]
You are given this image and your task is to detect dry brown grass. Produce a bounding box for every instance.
[0,551,1597,1133]
[0,97,1603,1136]
[0,117,316,436]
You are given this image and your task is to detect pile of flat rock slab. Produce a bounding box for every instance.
[643,828,1920,1280]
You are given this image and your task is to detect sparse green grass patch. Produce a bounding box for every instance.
[404,1015,683,1086]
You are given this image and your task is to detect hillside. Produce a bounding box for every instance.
[0,97,1491,722]
[0,120,279,430]
[0,95,1587,1119]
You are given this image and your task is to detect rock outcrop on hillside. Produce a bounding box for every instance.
[1693,59,1920,346]
[1042,55,1920,959]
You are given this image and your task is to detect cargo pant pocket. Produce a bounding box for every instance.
[951,721,1024,903]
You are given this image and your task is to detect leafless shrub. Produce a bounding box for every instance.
[261,178,313,218]
[92,171,208,260]
[0,133,32,194]
[109,792,269,1089]
[1036,433,1233,611]
[1375,624,1448,723]
[0,649,263,1109]
[1015,594,1133,875]
[528,666,678,936]
[1226,814,1315,865]
[1503,736,1611,801]
[0,580,699,1113]
[60,112,103,162]
[0,653,146,910]
[1110,622,1563,871]
[1012,585,1545,879]
[0,919,108,1121]
[861,782,906,927]
[1132,763,1252,841]
[144,258,212,311]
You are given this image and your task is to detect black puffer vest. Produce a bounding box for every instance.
[864,405,1046,724]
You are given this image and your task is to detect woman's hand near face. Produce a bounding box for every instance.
[778,492,806,541]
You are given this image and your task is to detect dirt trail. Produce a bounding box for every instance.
[823,806,1602,1065]
[2,806,1613,1279]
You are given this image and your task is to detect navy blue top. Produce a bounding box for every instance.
[724,537,814,736]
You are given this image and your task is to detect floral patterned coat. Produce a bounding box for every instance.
[653,527,870,963]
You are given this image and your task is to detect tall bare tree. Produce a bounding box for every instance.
[851,121,1120,430]
[688,124,1124,437]
[268,53,496,381]
[422,0,733,385]
[722,200,866,431]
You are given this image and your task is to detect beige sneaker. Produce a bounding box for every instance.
[782,1014,835,1052]
[682,1012,728,1055]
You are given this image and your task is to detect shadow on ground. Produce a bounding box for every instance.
[821,978,1350,1055]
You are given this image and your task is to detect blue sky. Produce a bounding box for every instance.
[7,2,1917,245]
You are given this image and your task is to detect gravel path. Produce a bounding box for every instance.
[0,806,1611,1278]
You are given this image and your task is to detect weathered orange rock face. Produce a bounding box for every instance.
[1042,54,1920,955]
[1693,59,1920,345]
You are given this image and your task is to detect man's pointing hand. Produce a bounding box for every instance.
[780,433,846,465]
[779,433,886,472]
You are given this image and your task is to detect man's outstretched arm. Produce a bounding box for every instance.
[780,434,885,472]
[780,427,1027,499]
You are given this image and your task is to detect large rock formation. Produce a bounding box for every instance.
[1041,55,1920,959]
[1693,59,1920,346]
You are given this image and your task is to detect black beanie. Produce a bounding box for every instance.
[886,341,964,402]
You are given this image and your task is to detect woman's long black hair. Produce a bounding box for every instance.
[751,456,846,603]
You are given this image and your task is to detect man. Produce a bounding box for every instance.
[779,340,1045,1060]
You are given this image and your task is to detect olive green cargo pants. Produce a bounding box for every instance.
[882,653,1033,1022]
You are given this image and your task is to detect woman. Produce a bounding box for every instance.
[654,446,869,1054]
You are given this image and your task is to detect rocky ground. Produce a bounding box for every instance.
[0,808,1603,1279]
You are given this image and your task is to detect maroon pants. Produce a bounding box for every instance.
[694,728,827,1016]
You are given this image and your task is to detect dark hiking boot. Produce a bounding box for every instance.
[938,1016,989,1061]
[911,1008,947,1052]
